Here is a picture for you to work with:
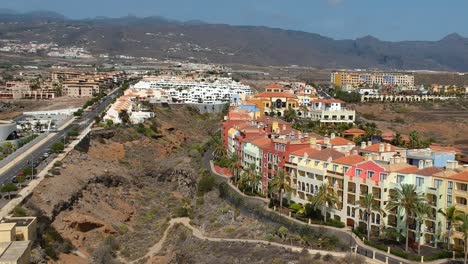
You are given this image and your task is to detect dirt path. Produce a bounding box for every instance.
[124,217,353,264]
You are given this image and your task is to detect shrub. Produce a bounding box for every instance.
[12,206,27,217]
[326,219,345,228]
[174,206,189,217]
[54,161,63,167]
[323,253,334,261]
[197,173,216,196]
[51,142,65,153]
[67,130,79,137]
[289,203,302,212]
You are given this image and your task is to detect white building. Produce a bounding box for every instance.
[133,76,252,104]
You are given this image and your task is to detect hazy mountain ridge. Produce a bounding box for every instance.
[0,10,467,71]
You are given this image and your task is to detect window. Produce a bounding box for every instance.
[447,195,453,206]
[434,179,442,189]
[367,171,375,179]
[416,177,424,187]
[379,173,388,181]
[356,169,362,176]
[448,181,453,193]
[323,162,328,169]
[333,165,338,172]
[460,183,468,191]
[397,174,405,184]
[314,161,319,166]
[343,167,349,173]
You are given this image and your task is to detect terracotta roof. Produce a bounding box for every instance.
[250,137,272,148]
[330,137,354,146]
[307,148,345,161]
[378,162,415,172]
[255,92,298,99]
[415,167,443,176]
[333,155,364,166]
[362,143,396,152]
[430,144,462,155]
[396,166,420,174]
[255,116,290,125]
[265,84,283,89]
[343,128,366,134]
[449,171,468,182]
[290,147,320,157]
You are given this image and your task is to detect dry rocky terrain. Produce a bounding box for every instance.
[353,100,468,153]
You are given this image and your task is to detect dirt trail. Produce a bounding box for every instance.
[126,217,351,264]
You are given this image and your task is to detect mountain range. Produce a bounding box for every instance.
[0,10,468,71]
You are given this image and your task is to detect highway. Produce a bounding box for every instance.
[0,87,121,186]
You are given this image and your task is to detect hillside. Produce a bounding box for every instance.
[1,11,468,71]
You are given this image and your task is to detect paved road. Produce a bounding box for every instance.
[318,89,333,99]
[0,87,121,186]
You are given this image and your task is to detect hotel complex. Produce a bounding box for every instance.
[222,96,467,250]
[331,71,415,89]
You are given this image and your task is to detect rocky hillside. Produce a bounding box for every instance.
[1,11,468,71]
[22,106,220,263]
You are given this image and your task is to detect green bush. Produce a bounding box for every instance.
[326,219,345,228]
[197,173,216,196]
[289,203,302,212]
[67,130,79,137]
[51,142,65,153]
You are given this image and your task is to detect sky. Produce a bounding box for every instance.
[2,0,467,41]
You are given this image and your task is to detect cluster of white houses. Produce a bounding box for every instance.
[132,76,252,104]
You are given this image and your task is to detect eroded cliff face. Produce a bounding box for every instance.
[23,107,219,263]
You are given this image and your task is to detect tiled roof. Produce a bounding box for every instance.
[378,162,415,172]
[265,84,283,89]
[343,128,366,134]
[415,167,443,176]
[449,171,468,182]
[396,166,420,174]
[307,148,345,161]
[290,147,320,157]
[250,137,272,148]
[333,155,364,166]
[363,143,396,152]
[430,144,462,154]
[330,137,354,146]
[255,92,298,99]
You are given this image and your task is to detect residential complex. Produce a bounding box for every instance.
[222,105,467,250]
[0,70,126,99]
[132,75,252,104]
[331,71,415,89]
[244,84,355,124]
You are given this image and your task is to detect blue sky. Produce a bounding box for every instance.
[2,0,467,41]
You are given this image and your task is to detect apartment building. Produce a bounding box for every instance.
[63,79,100,97]
[331,71,415,88]
[299,99,355,124]
[222,105,468,248]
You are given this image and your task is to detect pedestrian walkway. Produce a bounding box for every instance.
[124,217,370,264]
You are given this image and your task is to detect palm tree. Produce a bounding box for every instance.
[227,154,241,182]
[270,169,291,214]
[244,163,261,194]
[439,206,459,250]
[415,201,433,255]
[358,193,382,241]
[386,184,425,252]
[455,212,468,264]
[310,183,338,222]
[211,134,226,160]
